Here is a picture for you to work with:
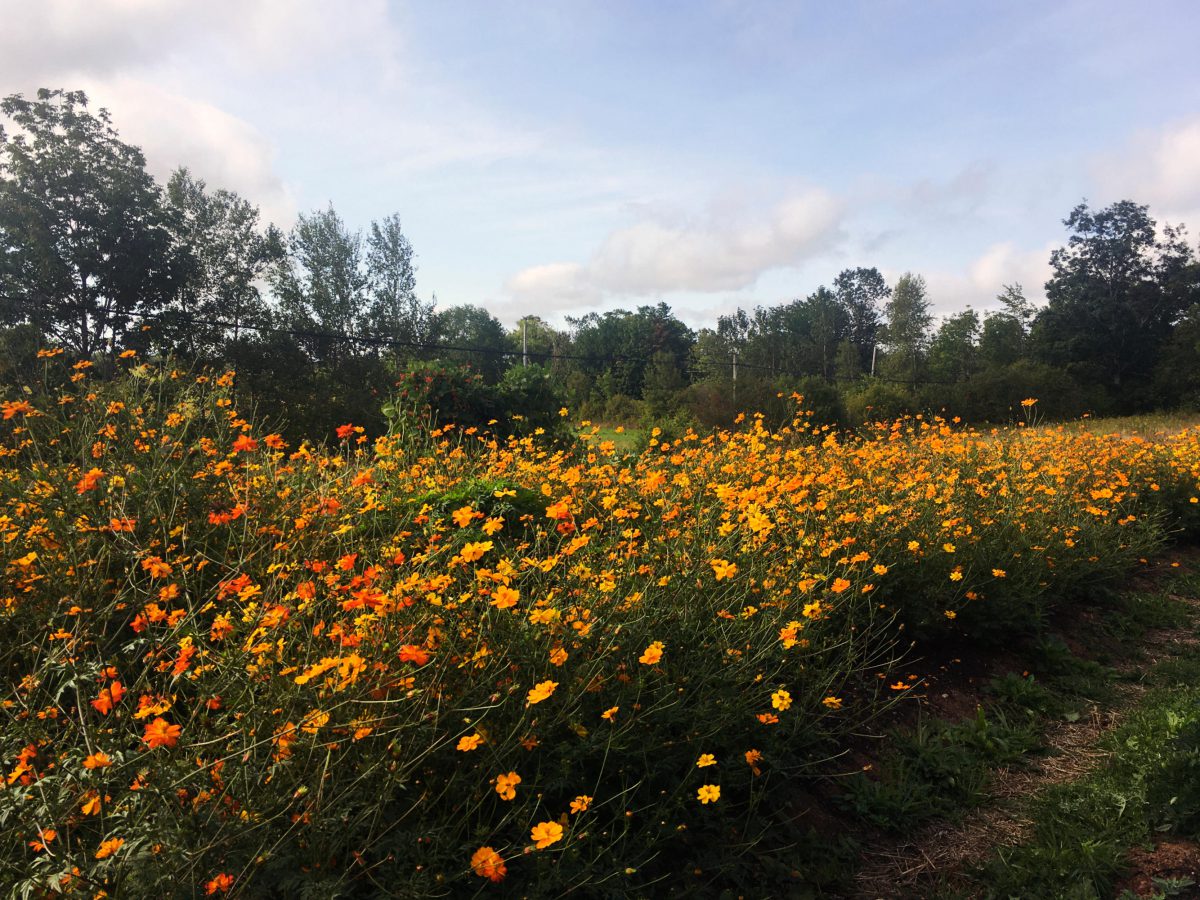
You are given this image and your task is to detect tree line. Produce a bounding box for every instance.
[3,89,1199,439]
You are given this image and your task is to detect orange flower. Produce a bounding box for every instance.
[398,644,430,665]
[95,837,124,859]
[530,820,563,849]
[451,505,477,527]
[745,748,763,776]
[335,423,356,439]
[822,696,843,710]
[75,467,105,494]
[696,753,716,767]
[638,641,664,665]
[457,733,484,752]
[205,874,236,894]
[601,706,619,721]
[83,751,112,769]
[90,681,124,715]
[490,585,519,609]
[460,541,494,562]
[493,771,521,800]
[1,399,36,419]
[470,846,507,882]
[710,559,737,580]
[697,784,721,804]
[830,577,851,593]
[231,434,258,453]
[526,680,558,705]
[569,795,592,813]
[142,718,181,750]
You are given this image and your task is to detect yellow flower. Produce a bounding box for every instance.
[549,647,568,666]
[530,820,564,849]
[526,680,558,705]
[822,696,843,710]
[696,753,716,768]
[771,689,792,711]
[451,505,476,527]
[494,771,521,801]
[992,568,1007,578]
[696,784,720,804]
[1021,397,1038,407]
[601,706,619,721]
[710,559,737,581]
[638,641,664,665]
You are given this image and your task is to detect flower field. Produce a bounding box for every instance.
[3,356,1200,896]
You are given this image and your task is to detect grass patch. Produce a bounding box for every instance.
[968,643,1200,899]
[842,707,1043,832]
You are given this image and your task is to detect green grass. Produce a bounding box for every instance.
[584,422,642,451]
[968,640,1200,898]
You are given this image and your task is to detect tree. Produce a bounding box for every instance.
[881,273,932,387]
[157,168,284,358]
[272,205,369,365]
[927,308,980,382]
[365,213,434,351]
[833,267,890,371]
[433,303,510,382]
[978,284,1031,369]
[0,89,180,355]
[1033,200,1199,399]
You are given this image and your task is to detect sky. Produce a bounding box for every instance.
[2,0,1199,330]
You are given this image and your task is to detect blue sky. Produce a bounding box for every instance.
[3,0,1199,328]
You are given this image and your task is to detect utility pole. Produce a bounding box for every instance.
[870,344,876,377]
[522,318,528,368]
[732,350,738,406]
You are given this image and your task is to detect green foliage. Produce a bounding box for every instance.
[0,89,182,356]
[843,708,1041,832]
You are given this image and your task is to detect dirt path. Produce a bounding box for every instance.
[850,563,1200,899]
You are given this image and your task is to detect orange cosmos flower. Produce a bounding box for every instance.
[822,696,843,710]
[493,771,521,800]
[205,874,235,894]
[569,795,592,813]
[601,706,619,721]
[638,641,664,665]
[231,434,258,453]
[95,837,124,859]
[398,644,430,665]
[530,820,563,849]
[83,751,112,769]
[830,577,851,593]
[460,541,493,562]
[710,559,737,580]
[490,585,519,609]
[1,399,36,419]
[75,468,105,494]
[470,846,507,882]
[451,505,477,527]
[457,733,484,752]
[142,718,181,750]
[335,423,356,439]
[526,680,557,705]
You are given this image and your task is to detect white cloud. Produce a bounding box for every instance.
[0,0,395,84]
[506,187,844,310]
[1093,117,1200,230]
[0,0,400,227]
[76,77,297,225]
[913,241,1054,317]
